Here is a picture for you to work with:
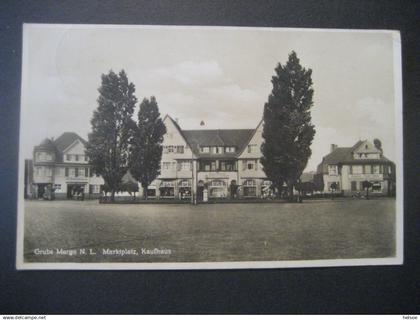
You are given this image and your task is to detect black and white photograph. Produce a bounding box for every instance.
[17,24,403,269]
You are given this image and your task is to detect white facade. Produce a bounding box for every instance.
[31,134,104,200]
[318,140,395,196]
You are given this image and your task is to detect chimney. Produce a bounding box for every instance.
[330,144,338,153]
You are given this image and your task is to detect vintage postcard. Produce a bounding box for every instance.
[16,24,403,269]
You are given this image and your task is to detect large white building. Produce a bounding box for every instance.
[145,115,271,200]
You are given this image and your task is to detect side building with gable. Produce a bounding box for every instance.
[30,132,104,200]
[316,141,396,196]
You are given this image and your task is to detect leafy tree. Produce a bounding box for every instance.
[86,70,137,202]
[129,97,166,199]
[261,51,316,199]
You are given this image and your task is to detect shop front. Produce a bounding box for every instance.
[242,179,257,197]
[159,180,175,198]
[178,179,191,199]
[208,179,227,198]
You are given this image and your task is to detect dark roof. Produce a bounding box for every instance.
[53,132,87,153]
[34,138,57,151]
[317,140,394,174]
[182,129,254,158]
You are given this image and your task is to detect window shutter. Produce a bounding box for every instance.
[242,160,246,171]
[255,160,258,171]
[75,168,78,177]
[65,167,68,177]
[85,167,88,177]
[349,165,353,174]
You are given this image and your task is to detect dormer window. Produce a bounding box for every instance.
[200,146,210,153]
[225,146,236,153]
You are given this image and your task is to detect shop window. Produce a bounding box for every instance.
[371,182,382,192]
[243,180,257,197]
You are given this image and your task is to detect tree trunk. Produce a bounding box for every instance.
[288,182,294,202]
[143,184,148,200]
[111,190,115,202]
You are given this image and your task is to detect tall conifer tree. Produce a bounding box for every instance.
[261,51,315,199]
[86,70,137,202]
[129,97,166,199]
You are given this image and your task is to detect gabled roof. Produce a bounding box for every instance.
[317,140,394,174]
[182,129,254,159]
[54,132,87,153]
[162,114,191,149]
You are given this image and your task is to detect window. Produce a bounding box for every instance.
[351,181,358,191]
[66,154,71,161]
[211,146,222,154]
[372,182,382,192]
[365,165,371,174]
[328,165,338,175]
[45,167,52,176]
[65,167,69,177]
[75,155,79,161]
[69,168,76,177]
[179,160,191,171]
[53,184,61,190]
[162,162,172,170]
[75,168,79,177]
[247,162,254,170]
[247,144,257,153]
[200,146,210,153]
[176,146,184,154]
[352,165,363,174]
[36,167,42,176]
[211,161,217,171]
[219,160,236,171]
[225,146,235,153]
[372,165,380,174]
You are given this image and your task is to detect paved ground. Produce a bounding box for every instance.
[23,198,396,263]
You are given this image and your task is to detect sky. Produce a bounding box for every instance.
[20,24,400,171]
